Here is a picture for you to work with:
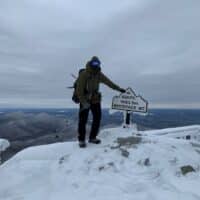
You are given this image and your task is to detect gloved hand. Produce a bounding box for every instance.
[81,102,90,110]
[119,88,126,93]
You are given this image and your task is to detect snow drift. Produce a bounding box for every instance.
[0,126,200,200]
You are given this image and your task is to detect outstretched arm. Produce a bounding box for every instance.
[100,72,125,92]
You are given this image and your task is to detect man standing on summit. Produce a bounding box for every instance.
[76,56,126,148]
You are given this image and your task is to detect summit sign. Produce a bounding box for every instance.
[112,88,148,113]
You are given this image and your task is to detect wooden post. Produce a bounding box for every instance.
[123,111,131,128]
[126,111,131,125]
[0,151,1,165]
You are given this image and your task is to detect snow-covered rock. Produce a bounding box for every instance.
[0,139,10,152]
[0,126,200,200]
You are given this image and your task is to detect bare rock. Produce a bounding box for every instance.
[120,148,130,158]
[144,158,151,166]
[117,136,142,148]
[181,165,195,175]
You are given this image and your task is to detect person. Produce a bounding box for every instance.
[76,56,126,148]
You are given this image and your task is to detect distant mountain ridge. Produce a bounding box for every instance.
[1,108,200,161]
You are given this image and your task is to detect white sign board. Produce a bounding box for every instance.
[112,88,148,113]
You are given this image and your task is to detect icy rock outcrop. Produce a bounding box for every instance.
[181,165,195,175]
[0,139,10,152]
[0,139,10,164]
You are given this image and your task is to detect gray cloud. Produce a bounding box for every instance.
[0,0,200,108]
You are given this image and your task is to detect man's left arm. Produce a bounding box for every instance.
[100,72,126,93]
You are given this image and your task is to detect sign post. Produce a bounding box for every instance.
[125,111,131,125]
[112,87,148,128]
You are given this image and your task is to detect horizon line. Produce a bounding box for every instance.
[1,107,200,110]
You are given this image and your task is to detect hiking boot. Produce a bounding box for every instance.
[79,141,87,148]
[89,138,101,144]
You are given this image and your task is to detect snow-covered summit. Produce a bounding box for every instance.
[0,126,200,200]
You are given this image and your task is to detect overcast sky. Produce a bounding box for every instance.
[0,0,200,108]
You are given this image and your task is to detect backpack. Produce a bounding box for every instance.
[72,69,87,104]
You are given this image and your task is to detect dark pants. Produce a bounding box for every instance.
[78,103,101,141]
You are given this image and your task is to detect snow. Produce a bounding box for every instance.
[143,125,200,141]
[0,126,200,200]
[0,139,10,152]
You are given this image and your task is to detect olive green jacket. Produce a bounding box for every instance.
[76,63,122,104]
